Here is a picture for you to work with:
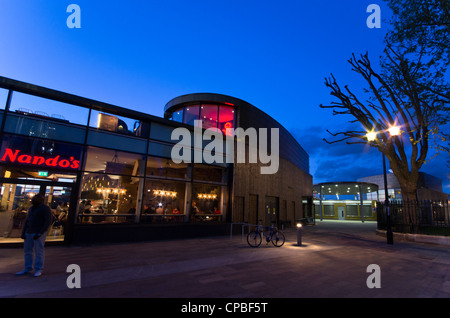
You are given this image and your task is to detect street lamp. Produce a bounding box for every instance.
[388,125,401,137]
[366,125,400,245]
[366,130,377,142]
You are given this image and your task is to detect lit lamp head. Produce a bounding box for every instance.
[366,131,377,142]
[296,223,302,228]
[388,125,400,137]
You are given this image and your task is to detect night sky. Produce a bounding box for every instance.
[0,1,448,192]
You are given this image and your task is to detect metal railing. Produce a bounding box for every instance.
[377,200,450,235]
[229,222,258,241]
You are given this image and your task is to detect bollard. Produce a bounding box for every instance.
[296,223,302,246]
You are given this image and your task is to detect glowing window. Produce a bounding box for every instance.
[200,104,218,130]
[218,106,235,136]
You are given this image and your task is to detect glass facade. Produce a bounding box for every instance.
[200,104,218,130]
[9,92,90,126]
[218,105,235,136]
[89,109,149,138]
[0,84,231,245]
[192,183,222,222]
[169,103,235,133]
[184,105,200,126]
[141,179,187,223]
[171,108,184,123]
[79,172,140,224]
[313,183,378,221]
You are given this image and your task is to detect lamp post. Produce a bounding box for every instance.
[382,152,394,245]
[366,125,400,245]
[296,222,302,246]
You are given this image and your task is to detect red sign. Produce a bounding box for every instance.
[0,148,80,169]
[222,122,233,136]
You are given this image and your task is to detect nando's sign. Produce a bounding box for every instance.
[0,135,83,171]
[0,148,80,170]
[0,136,81,170]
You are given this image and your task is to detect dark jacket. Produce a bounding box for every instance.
[22,203,53,235]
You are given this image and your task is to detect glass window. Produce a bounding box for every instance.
[200,104,218,130]
[184,105,200,126]
[9,92,89,126]
[87,129,147,154]
[0,88,9,109]
[363,205,373,217]
[171,108,184,123]
[193,164,225,183]
[148,141,175,158]
[0,182,72,244]
[347,205,358,216]
[78,173,141,224]
[89,110,149,138]
[323,205,334,216]
[314,204,321,216]
[218,106,235,136]
[84,146,146,176]
[146,156,189,180]
[149,122,180,143]
[192,183,222,222]
[141,179,186,223]
[4,113,86,144]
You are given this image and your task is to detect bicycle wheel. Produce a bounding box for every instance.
[247,231,262,247]
[271,230,285,247]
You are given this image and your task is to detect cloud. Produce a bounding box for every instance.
[290,124,381,183]
[290,124,450,193]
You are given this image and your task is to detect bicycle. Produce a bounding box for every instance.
[247,222,285,247]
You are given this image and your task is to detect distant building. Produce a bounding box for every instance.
[358,172,448,201]
[313,181,379,222]
[312,172,448,223]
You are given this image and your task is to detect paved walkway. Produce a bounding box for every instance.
[1,220,449,298]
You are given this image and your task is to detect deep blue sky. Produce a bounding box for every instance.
[0,1,448,192]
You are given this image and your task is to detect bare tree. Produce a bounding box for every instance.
[320,1,450,200]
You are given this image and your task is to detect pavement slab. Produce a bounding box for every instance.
[1,220,449,300]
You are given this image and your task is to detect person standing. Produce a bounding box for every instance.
[16,194,53,277]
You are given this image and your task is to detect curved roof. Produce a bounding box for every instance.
[164,93,311,174]
[313,181,379,195]
[164,93,247,115]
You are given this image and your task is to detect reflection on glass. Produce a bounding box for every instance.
[0,88,9,110]
[171,108,184,122]
[9,92,89,126]
[84,146,145,176]
[193,164,224,183]
[89,110,149,138]
[146,156,188,179]
[4,113,86,144]
[184,105,200,126]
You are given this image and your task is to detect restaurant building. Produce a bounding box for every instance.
[0,77,312,245]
